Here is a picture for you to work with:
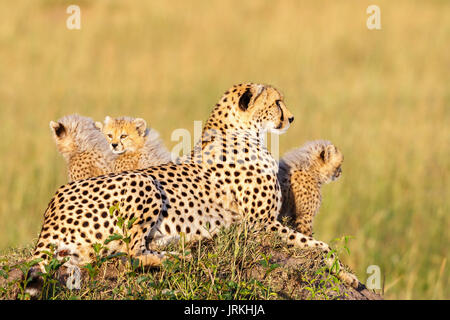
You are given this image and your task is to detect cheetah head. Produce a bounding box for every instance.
[213,83,294,134]
[317,143,344,184]
[95,116,148,155]
[50,114,99,157]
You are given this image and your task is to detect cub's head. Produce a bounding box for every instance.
[50,120,74,156]
[212,83,294,134]
[95,116,148,155]
[315,142,344,184]
[50,114,99,157]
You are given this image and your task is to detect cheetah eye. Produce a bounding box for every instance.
[120,134,128,139]
[107,134,113,139]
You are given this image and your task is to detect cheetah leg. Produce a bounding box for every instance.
[128,227,180,268]
[130,247,193,268]
[24,262,46,299]
[267,220,359,288]
[131,250,167,267]
[25,246,85,298]
[294,217,313,237]
[128,230,168,268]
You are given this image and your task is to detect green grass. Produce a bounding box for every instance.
[0,223,359,300]
[0,0,448,299]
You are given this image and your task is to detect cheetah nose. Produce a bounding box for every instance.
[112,143,118,148]
[288,116,294,123]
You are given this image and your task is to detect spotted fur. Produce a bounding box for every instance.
[28,84,358,297]
[278,140,344,236]
[50,114,116,182]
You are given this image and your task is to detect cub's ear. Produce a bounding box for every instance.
[238,88,253,111]
[319,145,334,163]
[134,118,147,136]
[320,150,325,161]
[104,116,113,123]
[94,121,103,131]
[49,121,66,138]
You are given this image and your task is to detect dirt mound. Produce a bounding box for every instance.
[0,228,382,300]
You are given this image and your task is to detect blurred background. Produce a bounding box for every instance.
[0,0,448,299]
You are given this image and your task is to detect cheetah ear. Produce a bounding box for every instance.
[238,88,253,111]
[94,121,103,131]
[320,146,333,163]
[134,118,147,137]
[254,84,266,101]
[319,150,327,162]
[104,116,113,124]
[50,121,66,138]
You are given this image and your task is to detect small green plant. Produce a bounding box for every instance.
[259,253,280,277]
[37,244,69,300]
[257,253,280,299]
[331,235,354,256]
[104,203,140,276]
[0,259,14,298]
[83,242,123,281]
[302,235,354,300]
[14,244,68,300]
[83,244,103,281]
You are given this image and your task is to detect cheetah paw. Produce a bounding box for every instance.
[166,251,192,262]
[66,265,81,290]
[338,270,360,288]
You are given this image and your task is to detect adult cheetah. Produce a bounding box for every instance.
[278,140,344,236]
[28,83,358,296]
[49,114,116,182]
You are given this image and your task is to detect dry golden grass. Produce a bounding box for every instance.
[0,0,448,299]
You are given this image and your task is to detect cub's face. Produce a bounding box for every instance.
[95,117,147,154]
[317,144,344,184]
[231,84,294,134]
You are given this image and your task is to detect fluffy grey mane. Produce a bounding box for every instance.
[279,140,332,172]
[141,127,173,165]
[52,114,115,162]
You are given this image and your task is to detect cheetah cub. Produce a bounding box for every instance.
[50,114,116,182]
[278,140,344,236]
[95,116,172,172]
